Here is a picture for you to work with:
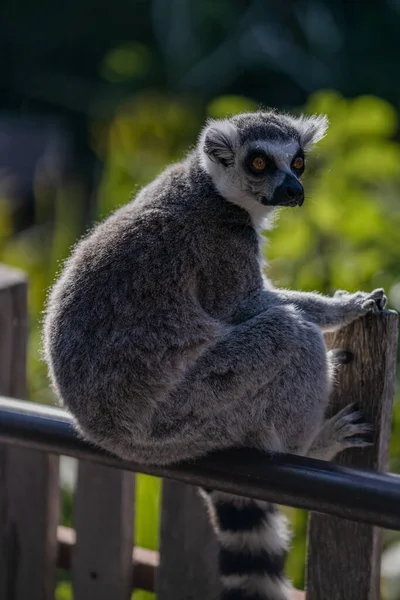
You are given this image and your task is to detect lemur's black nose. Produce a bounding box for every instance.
[285,179,304,206]
[271,175,304,207]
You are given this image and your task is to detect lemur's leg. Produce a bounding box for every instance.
[306,403,373,461]
[129,306,331,600]
[276,288,387,332]
[130,305,331,464]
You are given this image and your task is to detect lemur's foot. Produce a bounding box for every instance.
[308,403,373,461]
[327,403,374,449]
[333,288,387,315]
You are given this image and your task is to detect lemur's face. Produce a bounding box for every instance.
[200,111,328,222]
[235,137,305,208]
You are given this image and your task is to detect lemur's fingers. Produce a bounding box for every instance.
[330,403,374,447]
[331,402,362,422]
[308,404,374,461]
[335,288,387,313]
[358,289,386,314]
[362,291,387,314]
[369,288,387,310]
[342,435,374,449]
[362,299,380,314]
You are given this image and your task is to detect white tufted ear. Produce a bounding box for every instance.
[293,114,329,150]
[199,119,238,167]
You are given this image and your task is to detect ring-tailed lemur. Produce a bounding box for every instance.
[44,110,385,600]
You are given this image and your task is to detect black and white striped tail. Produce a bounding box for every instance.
[201,490,292,600]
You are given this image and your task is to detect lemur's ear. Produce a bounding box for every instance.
[201,120,237,167]
[294,114,329,150]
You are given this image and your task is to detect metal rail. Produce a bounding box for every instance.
[1,396,399,530]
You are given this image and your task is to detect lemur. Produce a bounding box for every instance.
[44,110,386,600]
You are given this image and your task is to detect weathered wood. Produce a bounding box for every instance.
[0,265,60,600]
[55,524,303,598]
[306,311,398,600]
[58,525,158,591]
[157,480,220,600]
[72,461,135,600]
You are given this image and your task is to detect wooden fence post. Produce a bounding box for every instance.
[306,311,398,600]
[0,265,60,600]
[72,462,135,600]
[157,481,220,600]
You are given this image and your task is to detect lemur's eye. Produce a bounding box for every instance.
[252,156,267,171]
[292,156,304,170]
[247,151,275,175]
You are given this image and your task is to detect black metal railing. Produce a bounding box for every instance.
[1,396,399,531]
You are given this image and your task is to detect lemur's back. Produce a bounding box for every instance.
[44,159,229,450]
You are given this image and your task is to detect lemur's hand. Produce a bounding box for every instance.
[333,288,387,315]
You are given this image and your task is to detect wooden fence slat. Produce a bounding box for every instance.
[56,524,306,597]
[0,265,60,600]
[306,311,398,600]
[72,461,135,600]
[157,481,220,600]
[57,525,158,591]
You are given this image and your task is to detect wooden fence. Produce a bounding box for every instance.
[0,264,399,600]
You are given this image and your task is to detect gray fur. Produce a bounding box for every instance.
[43,110,386,600]
[43,110,385,465]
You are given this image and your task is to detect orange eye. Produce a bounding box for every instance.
[252,156,267,170]
[293,156,304,170]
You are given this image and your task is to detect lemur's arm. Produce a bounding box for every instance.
[232,285,387,331]
[274,288,387,331]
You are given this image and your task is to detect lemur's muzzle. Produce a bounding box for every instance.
[270,174,304,207]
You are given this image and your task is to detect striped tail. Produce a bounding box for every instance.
[201,490,292,600]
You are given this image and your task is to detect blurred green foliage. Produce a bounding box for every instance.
[1,89,399,598]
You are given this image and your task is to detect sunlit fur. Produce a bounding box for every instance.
[199,111,328,228]
[44,109,384,600]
